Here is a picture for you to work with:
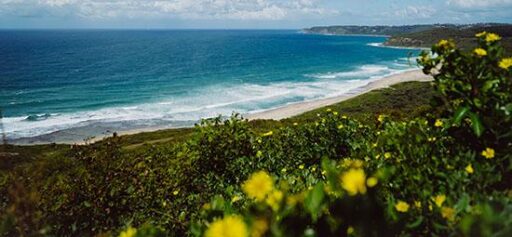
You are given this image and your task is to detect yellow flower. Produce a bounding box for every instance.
[366,177,378,187]
[434,119,443,127]
[437,39,449,47]
[378,114,386,123]
[347,226,355,235]
[476,31,487,37]
[266,190,283,211]
[485,33,501,42]
[281,168,287,173]
[433,194,446,207]
[340,169,367,196]
[465,164,474,174]
[231,195,242,203]
[338,124,344,129]
[326,108,332,112]
[256,150,263,158]
[205,215,249,237]
[481,147,495,159]
[384,152,391,159]
[173,190,179,196]
[299,164,305,170]
[333,111,339,116]
[441,207,456,222]
[119,227,137,237]
[395,201,410,213]
[243,171,273,201]
[414,201,422,209]
[499,58,512,70]
[262,131,273,137]
[312,167,317,172]
[474,48,487,56]
[342,115,348,119]
[251,218,268,237]
[293,122,298,126]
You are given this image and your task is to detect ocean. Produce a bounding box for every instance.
[0,30,421,142]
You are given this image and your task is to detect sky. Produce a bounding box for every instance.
[1,0,512,29]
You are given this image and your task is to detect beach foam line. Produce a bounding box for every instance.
[4,63,419,141]
[245,69,433,120]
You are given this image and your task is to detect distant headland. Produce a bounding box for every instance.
[302,23,512,51]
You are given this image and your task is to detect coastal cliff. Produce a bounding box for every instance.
[304,24,512,51]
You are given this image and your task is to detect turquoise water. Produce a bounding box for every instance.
[0,30,421,139]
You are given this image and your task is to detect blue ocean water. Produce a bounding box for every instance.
[0,30,421,140]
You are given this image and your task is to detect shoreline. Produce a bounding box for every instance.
[8,69,432,145]
[245,69,432,120]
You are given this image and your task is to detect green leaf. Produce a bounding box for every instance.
[454,193,470,213]
[482,80,499,93]
[406,216,424,229]
[453,106,470,126]
[304,183,325,221]
[468,112,484,137]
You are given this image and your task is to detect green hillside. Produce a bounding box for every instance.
[1,33,512,237]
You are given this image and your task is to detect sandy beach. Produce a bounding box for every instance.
[246,69,432,120]
[9,69,432,145]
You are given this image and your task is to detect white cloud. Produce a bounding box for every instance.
[447,0,512,8]
[393,6,437,19]
[0,0,338,20]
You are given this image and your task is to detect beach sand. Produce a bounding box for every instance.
[9,69,432,145]
[245,69,432,120]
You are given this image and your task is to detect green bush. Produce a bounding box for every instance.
[1,32,512,237]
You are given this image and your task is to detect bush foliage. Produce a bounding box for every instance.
[1,32,512,237]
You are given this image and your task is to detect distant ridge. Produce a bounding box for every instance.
[303,23,512,51]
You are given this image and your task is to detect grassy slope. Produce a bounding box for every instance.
[385,25,512,52]
[0,81,438,164]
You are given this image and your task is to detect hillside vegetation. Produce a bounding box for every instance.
[303,23,512,52]
[1,33,512,237]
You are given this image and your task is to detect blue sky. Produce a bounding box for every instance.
[1,0,511,29]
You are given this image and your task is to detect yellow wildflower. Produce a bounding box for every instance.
[474,48,487,56]
[366,177,378,187]
[281,168,287,173]
[414,201,422,209]
[434,119,443,127]
[437,39,449,47]
[266,190,283,211]
[499,58,512,70]
[293,122,298,126]
[384,152,391,159]
[251,218,268,237]
[433,194,446,207]
[243,171,274,201]
[119,227,137,237]
[465,164,474,174]
[340,169,367,196]
[338,124,344,129]
[481,147,495,159]
[205,215,248,237]
[299,164,305,170]
[262,131,273,137]
[312,167,317,172]
[256,150,263,158]
[326,108,332,112]
[395,201,410,213]
[333,111,339,116]
[342,115,348,119]
[173,190,179,196]
[231,195,242,203]
[347,226,355,235]
[441,207,456,222]
[378,114,386,123]
[476,31,487,37]
[485,33,501,42]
